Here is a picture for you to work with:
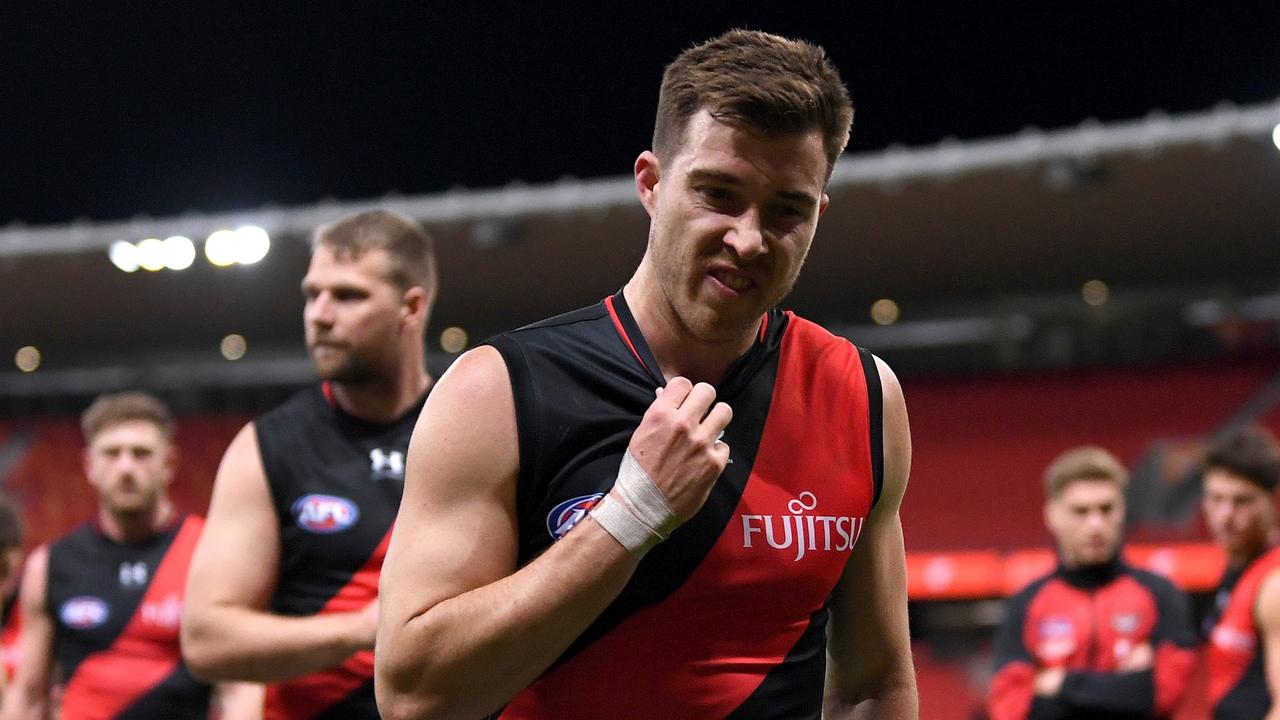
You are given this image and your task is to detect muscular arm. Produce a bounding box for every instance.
[180,423,377,683]
[0,546,53,720]
[1255,571,1280,720]
[823,356,918,720]
[375,347,730,720]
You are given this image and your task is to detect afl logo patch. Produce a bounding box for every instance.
[547,493,605,540]
[293,494,360,533]
[60,596,110,629]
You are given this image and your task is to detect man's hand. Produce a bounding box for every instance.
[356,599,379,649]
[1117,642,1153,673]
[625,377,732,523]
[1034,667,1065,697]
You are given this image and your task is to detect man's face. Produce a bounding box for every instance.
[640,110,829,342]
[1203,469,1276,559]
[302,246,409,384]
[1045,478,1125,567]
[83,420,173,517]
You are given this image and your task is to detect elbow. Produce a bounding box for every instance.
[180,617,238,683]
[375,679,458,720]
[375,652,484,720]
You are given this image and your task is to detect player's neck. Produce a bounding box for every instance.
[623,273,758,386]
[330,361,431,425]
[1229,529,1279,569]
[98,499,174,544]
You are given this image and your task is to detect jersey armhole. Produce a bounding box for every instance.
[856,346,885,510]
[252,416,291,525]
[482,336,537,519]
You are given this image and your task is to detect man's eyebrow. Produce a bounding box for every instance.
[687,168,742,186]
[687,168,818,207]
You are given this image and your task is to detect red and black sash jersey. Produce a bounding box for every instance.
[484,292,884,720]
[45,515,210,720]
[255,383,425,720]
[1206,545,1280,719]
[988,557,1197,720]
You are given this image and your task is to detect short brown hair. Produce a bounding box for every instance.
[653,29,854,182]
[80,391,174,444]
[1044,446,1129,499]
[312,209,438,294]
[0,497,21,550]
[1205,426,1280,491]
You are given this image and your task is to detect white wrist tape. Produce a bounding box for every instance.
[590,450,678,555]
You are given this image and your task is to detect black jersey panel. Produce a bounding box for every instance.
[724,604,829,720]
[46,522,178,680]
[115,664,212,719]
[255,385,422,616]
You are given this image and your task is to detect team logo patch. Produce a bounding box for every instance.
[547,493,605,540]
[293,494,360,533]
[1111,612,1140,633]
[1038,616,1075,639]
[60,596,110,629]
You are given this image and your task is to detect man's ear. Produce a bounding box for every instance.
[635,151,662,218]
[401,286,430,329]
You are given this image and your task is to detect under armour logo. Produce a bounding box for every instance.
[369,448,405,481]
[119,561,148,587]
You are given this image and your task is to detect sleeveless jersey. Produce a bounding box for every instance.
[45,515,209,719]
[1207,545,1280,719]
[486,292,883,720]
[255,383,424,720]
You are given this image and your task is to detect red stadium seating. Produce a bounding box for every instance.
[2,415,247,549]
[900,359,1279,552]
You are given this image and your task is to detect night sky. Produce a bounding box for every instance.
[4,2,1278,226]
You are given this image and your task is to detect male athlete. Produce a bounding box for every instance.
[0,392,258,719]
[1201,426,1280,719]
[377,30,916,720]
[988,446,1196,719]
[182,210,437,718]
[0,498,25,688]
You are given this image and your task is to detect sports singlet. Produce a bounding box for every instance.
[255,382,424,720]
[1207,545,1280,719]
[45,515,209,719]
[485,292,883,720]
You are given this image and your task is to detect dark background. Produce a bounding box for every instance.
[4,2,1278,226]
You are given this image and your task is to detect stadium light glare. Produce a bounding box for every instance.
[220,334,247,361]
[1082,279,1110,306]
[108,240,141,272]
[1273,122,1280,151]
[870,299,900,326]
[440,326,469,354]
[205,230,239,267]
[137,238,167,272]
[162,236,196,270]
[14,346,41,373]
[235,225,271,265]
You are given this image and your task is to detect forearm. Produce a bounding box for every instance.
[825,656,918,720]
[0,682,50,720]
[378,518,639,720]
[183,605,370,683]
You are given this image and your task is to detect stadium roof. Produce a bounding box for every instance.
[3,98,1279,397]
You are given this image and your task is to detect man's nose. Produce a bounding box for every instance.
[724,207,767,260]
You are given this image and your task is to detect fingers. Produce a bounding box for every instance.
[651,377,692,409]
[676,382,718,422]
[703,401,732,438]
